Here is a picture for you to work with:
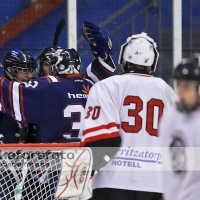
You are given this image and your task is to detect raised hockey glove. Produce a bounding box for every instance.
[82,21,114,59]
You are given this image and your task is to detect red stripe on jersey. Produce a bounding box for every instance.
[41,77,52,83]
[91,65,103,80]
[80,131,120,147]
[62,74,83,79]
[83,122,120,136]
[0,79,5,113]
[97,59,114,75]
[55,76,61,82]
[19,85,26,122]
[8,82,14,118]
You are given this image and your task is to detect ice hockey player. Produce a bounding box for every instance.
[159,54,200,200]
[80,32,177,200]
[0,49,37,143]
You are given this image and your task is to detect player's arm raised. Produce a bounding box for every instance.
[82,21,116,83]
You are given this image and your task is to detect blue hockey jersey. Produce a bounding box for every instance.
[0,76,37,144]
[0,74,92,143]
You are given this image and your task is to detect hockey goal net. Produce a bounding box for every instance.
[0,143,81,200]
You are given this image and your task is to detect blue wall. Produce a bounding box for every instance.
[0,0,200,77]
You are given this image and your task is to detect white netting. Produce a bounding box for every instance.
[0,144,79,200]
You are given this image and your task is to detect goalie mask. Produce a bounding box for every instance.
[3,49,37,82]
[118,32,159,74]
[37,46,63,76]
[50,48,82,76]
[174,54,200,112]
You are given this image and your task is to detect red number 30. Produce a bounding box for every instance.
[85,106,101,120]
[121,96,164,137]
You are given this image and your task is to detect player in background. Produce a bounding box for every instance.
[159,54,200,200]
[0,49,37,143]
[80,32,177,200]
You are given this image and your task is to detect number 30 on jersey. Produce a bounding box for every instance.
[85,95,164,137]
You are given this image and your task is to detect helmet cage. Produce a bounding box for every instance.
[37,46,62,76]
[5,62,36,82]
[50,49,82,76]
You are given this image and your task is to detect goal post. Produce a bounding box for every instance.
[172,0,182,89]
[0,143,92,200]
[67,0,77,49]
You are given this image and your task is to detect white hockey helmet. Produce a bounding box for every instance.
[118,32,159,72]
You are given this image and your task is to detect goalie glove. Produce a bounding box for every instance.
[82,21,114,59]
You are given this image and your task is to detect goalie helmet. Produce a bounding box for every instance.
[118,32,159,73]
[3,49,37,82]
[37,46,63,76]
[174,54,200,112]
[50,48,82,76]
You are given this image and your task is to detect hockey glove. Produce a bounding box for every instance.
[82,21,114,59]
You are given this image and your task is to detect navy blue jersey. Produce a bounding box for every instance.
[0,112,20,143]
[0,76,36,144]
[0,74,93,143]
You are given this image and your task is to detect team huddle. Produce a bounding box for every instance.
[0,21,200,200]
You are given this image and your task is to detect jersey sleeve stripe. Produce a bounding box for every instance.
[83,126,119,139]
[91,65,103,80]
[8,81,15,118]
[84,78,94,86]
[55,76,61,82]
[86,64,99,83]
[0,79,5,113]
[42,77,52,83]
[83,122,120,136]
[19,84,26,122]
[80,131,120,146]
[98,57,115,73]
[12,82,22,121]
[47,76,59,82]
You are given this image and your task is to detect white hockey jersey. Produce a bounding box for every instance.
[159,106,200,200]
[81,73,177,193]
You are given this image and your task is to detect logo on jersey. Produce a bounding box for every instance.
[68,93,88,99]
[108,37,112,49]
[144,58,149,63]
[67,85,90,99]
[82,85,90,95]
[75,79,84,82]
[170,131,186,174]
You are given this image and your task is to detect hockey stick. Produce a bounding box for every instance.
[53,19,66,46]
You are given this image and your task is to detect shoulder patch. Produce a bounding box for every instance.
[82,85,90,95]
